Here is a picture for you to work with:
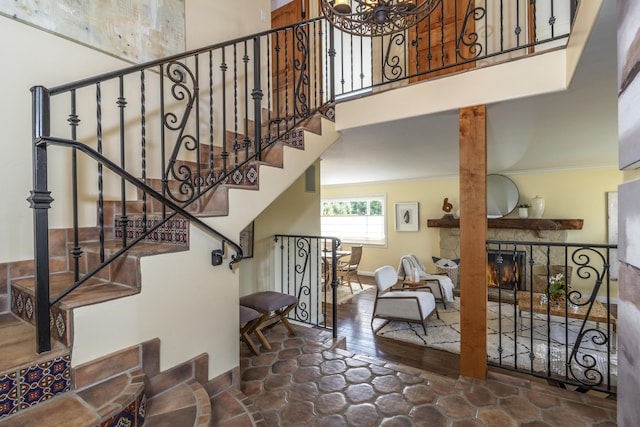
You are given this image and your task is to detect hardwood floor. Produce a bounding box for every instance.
[330,275,461,379]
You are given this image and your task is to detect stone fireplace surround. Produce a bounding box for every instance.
[427,218,584,293]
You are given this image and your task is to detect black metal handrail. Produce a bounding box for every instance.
[486,239,616,393]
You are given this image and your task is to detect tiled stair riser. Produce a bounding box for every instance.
[0,355,71,420]
[97,393,145,427]
[114,216,189,246]
[10,287,71,347]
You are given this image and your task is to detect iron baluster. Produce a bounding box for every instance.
[96,83,105,263]
[233,44,239,168]
[220,48,229,176]
[159,63,168,219]
[253,37,263,162]
[193,54,202,200]
[117,75,128,247]
[549,0,556,39]
[500,0,504,51]
[140,70,148,235]
[243,40,251,160]
[208,51,215,186]
[68,89,82,283]
[328,26,336,103]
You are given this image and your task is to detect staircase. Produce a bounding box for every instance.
[1,14,338,420]
[0,106,337,424]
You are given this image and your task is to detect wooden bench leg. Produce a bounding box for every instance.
[240,314,265,355]
[277,303,297,336]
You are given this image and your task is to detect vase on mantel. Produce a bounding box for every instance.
[518,207,529,219]
[530,195,545,218]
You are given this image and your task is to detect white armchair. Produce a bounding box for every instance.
[371,265,439,335]
[397,254,455,308]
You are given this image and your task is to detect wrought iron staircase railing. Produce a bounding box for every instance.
[29,17,335,353]
[29,0,579,353]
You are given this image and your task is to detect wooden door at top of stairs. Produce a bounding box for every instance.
[409,0,476,82]
[271,0,311,118]
[409,0,537,82]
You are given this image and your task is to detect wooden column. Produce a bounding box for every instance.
[459,105,487,379]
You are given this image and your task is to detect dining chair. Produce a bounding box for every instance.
[337,245,363,294]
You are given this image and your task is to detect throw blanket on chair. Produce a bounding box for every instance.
[397,254,455,302]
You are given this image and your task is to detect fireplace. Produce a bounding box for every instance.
[487,250,526,290]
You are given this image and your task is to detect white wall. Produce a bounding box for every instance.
[240,161,322,296]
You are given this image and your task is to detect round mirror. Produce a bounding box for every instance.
[487,174,519,218]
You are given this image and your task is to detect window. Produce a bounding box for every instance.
[321,195,386,245]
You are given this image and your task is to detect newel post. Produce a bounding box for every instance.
[28,86,53,353]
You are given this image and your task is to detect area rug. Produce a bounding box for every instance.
[328,283,374,305]
[376,298,617,387]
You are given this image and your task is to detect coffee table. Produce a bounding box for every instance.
[517,291,617,346]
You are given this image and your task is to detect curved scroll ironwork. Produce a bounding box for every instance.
[163,61,199,204]
[383,32,406,81]
[294,26,311,118]
[457,3,486,60]
[292,237,312,322]
[565,247,612,387]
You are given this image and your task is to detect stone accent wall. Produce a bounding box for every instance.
[439,228,568,261]
[439,228,570,293]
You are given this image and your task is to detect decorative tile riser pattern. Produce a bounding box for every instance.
[222,163,260,187]
[10,287,70,347]
[114,216,188,246]
[280,128,304,149]
[0,355,71,420]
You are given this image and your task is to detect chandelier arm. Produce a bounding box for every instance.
[323,0,443,37]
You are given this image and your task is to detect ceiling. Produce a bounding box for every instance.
[319,1,618,186]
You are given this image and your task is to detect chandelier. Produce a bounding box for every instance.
[321,0,441,37]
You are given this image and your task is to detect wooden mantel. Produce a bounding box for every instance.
[427,218,584,230]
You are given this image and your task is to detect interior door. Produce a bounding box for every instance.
[271,0,310,118]
[409,0,476,82]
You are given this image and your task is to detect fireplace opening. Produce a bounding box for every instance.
[487,250,526,290]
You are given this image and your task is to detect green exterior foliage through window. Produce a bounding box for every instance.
[321,196,385,245]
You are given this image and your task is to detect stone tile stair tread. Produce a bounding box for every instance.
[0,394,99,427]
[0,314,67,373]
[11,272,139,309]
[76,369,145,419]
[145,380,210,426]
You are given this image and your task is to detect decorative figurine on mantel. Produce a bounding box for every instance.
[442,198,454,219]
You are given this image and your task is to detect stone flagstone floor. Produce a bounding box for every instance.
[226,323,617,427]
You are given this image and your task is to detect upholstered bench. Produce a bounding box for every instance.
[240,291,298,350]
[240,305,267,355]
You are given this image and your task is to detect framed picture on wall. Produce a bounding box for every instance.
[239,222,254,259]
[395,202,419,232]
